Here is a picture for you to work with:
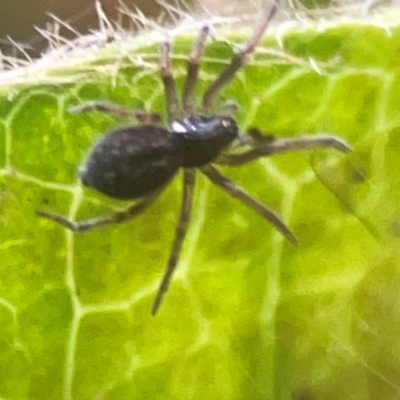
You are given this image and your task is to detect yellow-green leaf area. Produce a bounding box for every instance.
[0,13,400,400]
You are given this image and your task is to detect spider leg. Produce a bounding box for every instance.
[200,164,297,244]
[36,192,160,233]
[152,168,196,315]
[245,127,274,144]
[217,132,351,166]
[218,99,240,115]
[161,39,180,123]
[69,101,162,124]
[182,25,210,114]
[201,0,281,113]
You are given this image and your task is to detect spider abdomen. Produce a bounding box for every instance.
[79,125,184,200]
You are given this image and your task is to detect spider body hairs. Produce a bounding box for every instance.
[37,0,351,315]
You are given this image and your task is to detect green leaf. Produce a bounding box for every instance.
[1,9,400,400]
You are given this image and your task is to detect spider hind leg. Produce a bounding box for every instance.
[36,193,160,233]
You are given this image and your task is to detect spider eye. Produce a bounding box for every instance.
[222,119,231,128]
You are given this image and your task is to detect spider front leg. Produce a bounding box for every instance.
[182,25,210,115]
[160,39,180,123]
[152,168,196,315]
[201,0,281,113]
[200,164,297,244]
[217,131,351,166]
[69,101,162,124]
[36,192,160,232]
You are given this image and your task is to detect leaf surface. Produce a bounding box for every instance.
[0,11,399,400]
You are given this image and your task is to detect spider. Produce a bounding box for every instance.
[37,0,351,315]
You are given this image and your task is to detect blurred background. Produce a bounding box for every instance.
[0,0,170,59]
[0,0,342,62]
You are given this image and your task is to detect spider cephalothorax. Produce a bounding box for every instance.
[37,0,351,315]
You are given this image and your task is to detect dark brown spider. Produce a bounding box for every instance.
[37,0,351,315]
